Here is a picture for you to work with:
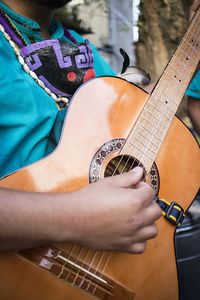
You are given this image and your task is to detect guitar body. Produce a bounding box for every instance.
[0,77,199,300]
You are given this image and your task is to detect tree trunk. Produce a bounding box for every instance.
[136,0,193,81]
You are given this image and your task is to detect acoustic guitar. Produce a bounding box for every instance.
[0,8,199,300]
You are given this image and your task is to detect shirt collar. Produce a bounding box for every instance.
[0,1,64,41]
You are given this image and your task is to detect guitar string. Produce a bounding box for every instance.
[81,20,200,293]
[72,249,93,286]
[0,6,198,294]
[64,244,79,282]
[76,251,101,289]
[86,88,177,292]
[71,11,199,291]
[70,19,200,287]
[0,10,93,289]
[108,13,200,184]
[64,245,94,284]
[91,75,180,293]
[61,14,200,291]
[89,20,200,294]
[111,17,200,179]
[0,8,131,291]
[90,10,200,192]
[84,55,200,296]
[70,126,146,286]
[74,22,200,292]
[86,252,108,292]
[72,146,146,289]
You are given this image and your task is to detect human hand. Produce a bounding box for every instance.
[67,167,162,254]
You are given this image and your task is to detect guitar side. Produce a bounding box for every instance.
[0,77,199,300]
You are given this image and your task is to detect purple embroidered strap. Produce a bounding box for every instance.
[0,10,25,47]
[63,27,78,44]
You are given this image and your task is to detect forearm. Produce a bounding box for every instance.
[0,188,74,252]
[0,168,161,255]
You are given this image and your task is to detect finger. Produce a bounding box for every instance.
[107,167,144,188]
[134,181,146,189]
[128,242,146,254]
[134,224,159,242]
[133,183,155,207]
[141,202,162,226]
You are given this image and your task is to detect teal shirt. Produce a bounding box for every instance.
[0,1,115,178]
[185,70,200,100]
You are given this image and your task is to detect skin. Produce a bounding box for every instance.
[0,0,162,253]
[2,0,72,38]
[0,168,161,253]
[188,96,200,136]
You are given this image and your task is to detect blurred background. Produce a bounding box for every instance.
[56,1,192,73]
[56,1,199,299]
[56,0,197,118]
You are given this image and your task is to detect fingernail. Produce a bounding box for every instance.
[130,166,143,174]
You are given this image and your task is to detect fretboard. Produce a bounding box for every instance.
[121,8,200,173]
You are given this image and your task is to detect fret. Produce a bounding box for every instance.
[153,76,185,100]
[121,142,152,163]
[188,42,199,55]
[159,96,177,112]
[134,123,151,140]
[131,128,160,149]
[135,124,162,146]
[150,94,176,114]
[180,32,199,53]
[170,57,190,72]
[179,45,197,64]
[169,58,195,77]
[129,140,156,160]
[157,82,184,100]
[138,117,166,144]
[139,135,159,155]
[158,78,185,99]
[192,22,200,37]
[144,103,171,125]
[150,96,177,115]
[127,139,158,164]
[142,109,168,131]
[170,58,197,79]
[139,116,164,137]
[160,72,187,90]
[124,140,155,162]
[123,8,200,170]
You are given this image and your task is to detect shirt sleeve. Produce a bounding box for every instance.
[0,32,58,178]
[185,70,200,99]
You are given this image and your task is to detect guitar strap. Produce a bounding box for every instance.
[0,9,96,109]
[156,198,185,227]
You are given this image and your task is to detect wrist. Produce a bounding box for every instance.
[47,192,80,244]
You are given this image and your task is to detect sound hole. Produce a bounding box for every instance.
[104,155,144,177]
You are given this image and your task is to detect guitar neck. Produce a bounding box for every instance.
[121,8,200,173]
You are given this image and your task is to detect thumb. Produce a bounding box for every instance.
[108,167,144,188]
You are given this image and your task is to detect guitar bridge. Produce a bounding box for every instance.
[20,246,134,300]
